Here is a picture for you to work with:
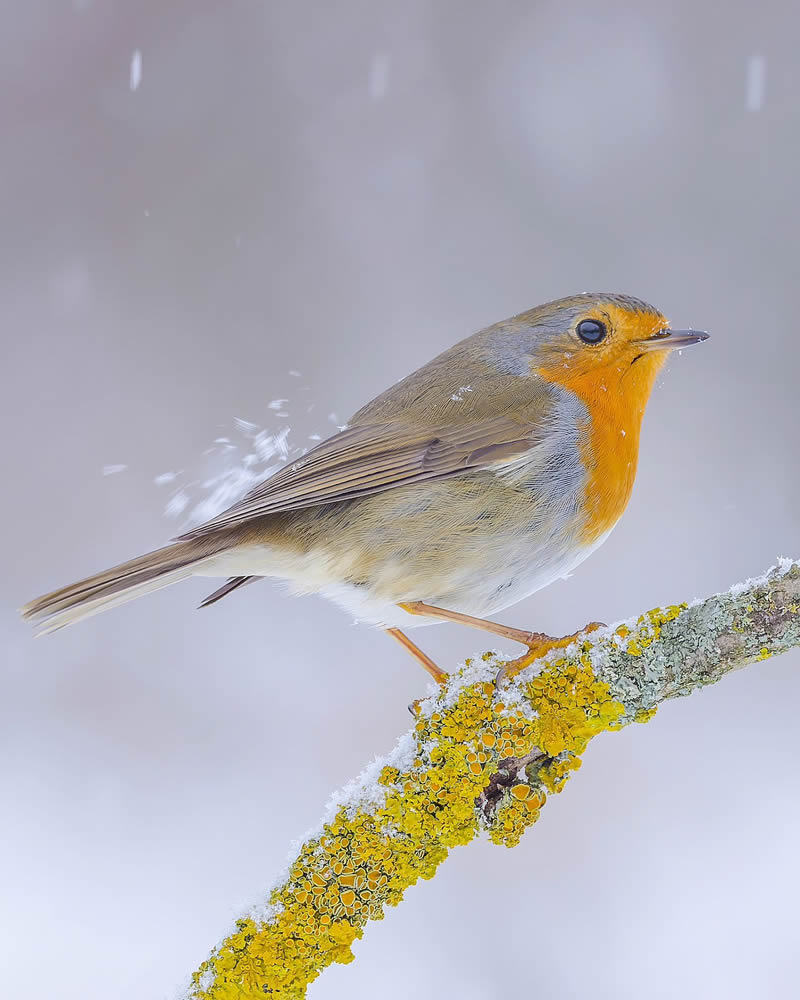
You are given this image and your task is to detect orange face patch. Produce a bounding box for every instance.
[535,303,670,545]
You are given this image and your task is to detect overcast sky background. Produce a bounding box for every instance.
[2,1,799,998]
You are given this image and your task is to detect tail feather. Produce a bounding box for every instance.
[22,539,222,634]
[198,575,261,609]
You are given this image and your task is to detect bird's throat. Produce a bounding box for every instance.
[536,357,663,545]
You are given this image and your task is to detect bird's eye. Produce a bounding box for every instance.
[576,319,607,344]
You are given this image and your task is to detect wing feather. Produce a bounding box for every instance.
[178,415,536,539]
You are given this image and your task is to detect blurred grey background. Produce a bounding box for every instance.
[2,1,799,997]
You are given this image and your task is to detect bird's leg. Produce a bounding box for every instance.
[385,627,447,684]
[399,601,604,684]
[494,622,604,684]
[399,600,551,646]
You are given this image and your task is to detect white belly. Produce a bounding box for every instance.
[202,525,614,630]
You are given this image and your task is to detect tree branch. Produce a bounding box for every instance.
[181,559,800,1000]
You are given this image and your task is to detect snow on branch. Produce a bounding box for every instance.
[181,559,800,1000]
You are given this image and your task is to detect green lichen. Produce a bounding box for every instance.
[623,603,687,656]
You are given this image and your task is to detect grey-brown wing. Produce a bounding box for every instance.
[178,415,536,540]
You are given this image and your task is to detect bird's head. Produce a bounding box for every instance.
[502,292,709,411]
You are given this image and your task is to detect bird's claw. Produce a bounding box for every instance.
[494,621,607,686]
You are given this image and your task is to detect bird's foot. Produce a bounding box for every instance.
[495,621,605,685]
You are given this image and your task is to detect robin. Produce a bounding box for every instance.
[22,293,708,683]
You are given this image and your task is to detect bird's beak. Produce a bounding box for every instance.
[634,328,710,352]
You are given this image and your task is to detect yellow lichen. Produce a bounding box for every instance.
[624,603,687,656]
[489,787,546,847]
[189,642,632,997]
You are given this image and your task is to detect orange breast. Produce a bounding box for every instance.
[536,358,661,545]
[575,392,641,544]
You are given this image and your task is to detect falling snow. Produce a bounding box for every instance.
[102,464,127,476]
[154,471,182,486]
[129,49,142,91]
[234,417,259,433]
[157,416,300,530]
[745,55,766,111]
[450,385,473,402]
[165,490,190,517]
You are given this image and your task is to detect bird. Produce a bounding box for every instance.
[22,292,708,684]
